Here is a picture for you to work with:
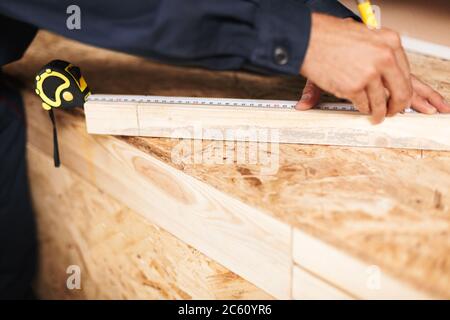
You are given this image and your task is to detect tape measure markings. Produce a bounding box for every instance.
[87,94,415,113]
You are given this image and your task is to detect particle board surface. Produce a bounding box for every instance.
[6,31,450,299]
[28,146,271,300]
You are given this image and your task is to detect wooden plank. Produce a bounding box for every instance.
[401,36,450,61]
[85,99,450,151]
[84,101,140,136]
[26,101,292,299]
[292,265,354,300]
[292,229,432,299]
[28,145,272,299]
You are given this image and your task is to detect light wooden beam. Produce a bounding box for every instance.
[292,230,430,299]
[28,145,273,300]
[85,99,450,151]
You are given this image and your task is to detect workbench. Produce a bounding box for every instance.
[5,31,450,299]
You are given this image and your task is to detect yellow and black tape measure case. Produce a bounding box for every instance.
[34,60,90,167]
[35,59,90,110]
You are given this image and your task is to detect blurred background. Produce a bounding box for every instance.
[341,0,450,46]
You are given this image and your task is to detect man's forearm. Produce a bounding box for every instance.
[0,14,37,65]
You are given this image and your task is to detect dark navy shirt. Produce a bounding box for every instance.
[0,0,356,75]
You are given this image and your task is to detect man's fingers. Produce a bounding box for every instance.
[381,57,412,116]
[412,76,450,113]
[395,48,411,81]
[350,91,370,115]
[393,46,412,86]
[372,30,413,116]
[367,77,387,124]
[377,29,412,92]
[296,80,321,110]
[393,47,413,105]
[427,92,450,113]
[411,95,437,114]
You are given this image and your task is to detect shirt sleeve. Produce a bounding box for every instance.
[0,14,37,66]
[0,0,312,75]
[305,0,360,20]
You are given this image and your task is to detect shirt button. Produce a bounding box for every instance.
[274,46,289,65]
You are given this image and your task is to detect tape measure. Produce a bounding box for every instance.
[35,59,90,110]
[87,94,414,113]
[34,60,91,167]
[87,95,357,111]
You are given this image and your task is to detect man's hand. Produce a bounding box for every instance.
[297,76,450,117]
[298,13,431,124]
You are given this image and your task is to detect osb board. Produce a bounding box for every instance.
[6,31,450,298]
[28,145,271,300]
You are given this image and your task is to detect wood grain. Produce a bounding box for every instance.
[85,99,450,151]
[25,98,291,299]
[5,31,450,299]
[85,101,140,136]
[28,146,272,299]
[293,230,431,299]
[292,266,354,300]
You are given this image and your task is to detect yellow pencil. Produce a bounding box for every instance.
[356,0,379,29]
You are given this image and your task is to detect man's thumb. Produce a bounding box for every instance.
[296,81,321,110]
